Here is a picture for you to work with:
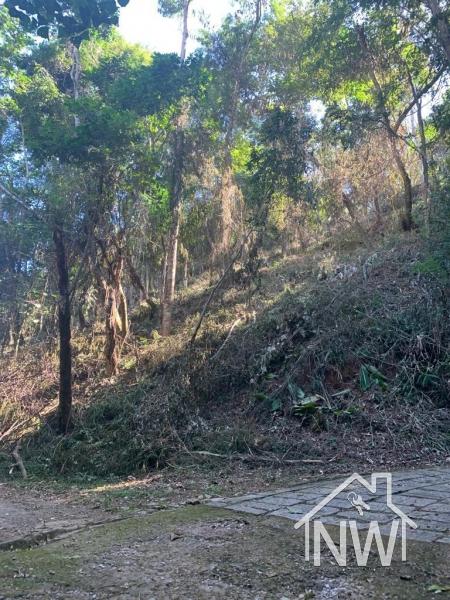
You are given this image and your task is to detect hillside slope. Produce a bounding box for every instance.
[1,232,449,479]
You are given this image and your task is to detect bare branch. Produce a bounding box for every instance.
[394,67,446,132]
[0,181,45,223]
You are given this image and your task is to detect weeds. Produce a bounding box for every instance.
[1,233,449,479]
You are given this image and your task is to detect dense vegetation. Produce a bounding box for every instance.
[0,0,449,479]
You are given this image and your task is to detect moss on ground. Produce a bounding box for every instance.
[1,504,450,599]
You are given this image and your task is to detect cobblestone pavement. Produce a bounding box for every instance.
[208,466,450,543]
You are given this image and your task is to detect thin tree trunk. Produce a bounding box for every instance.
[213,165,235,270]
[180,0,191,62]
[14,323,23,358]
[78,303,88,330]
[161,204,181,336]
[69,42,81,127]
[160,0,191,337]
[102,256,128,376]
[183,252,189,289]
[190,238,246,345]
[53,227,72,434]
[160,236,168,305]
[117,283,129,339]
[408,70,431,236]
[416,99,430,200]
[103,280,119,375]
[50,43,80,431]
[416,98,431,237]
[39,276,49,334]
[212,1,263,268]
[126,252,148,300]
[387,132,414,231]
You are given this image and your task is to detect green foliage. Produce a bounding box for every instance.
[17,384,171,477]
[158,0,185,18]
[83,31,204,115]
[434,90,450,145]
[359,364,388,391]
[413,256,447,277]
[4,0,129,43]
[231,136,252,175]
[322,103,378,148]
[244,107,314,217]
[0,7,30,76]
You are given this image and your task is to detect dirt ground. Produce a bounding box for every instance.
[1,470,450,599]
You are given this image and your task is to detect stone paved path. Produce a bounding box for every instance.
[0,484,118,549]
[208,465,450,543]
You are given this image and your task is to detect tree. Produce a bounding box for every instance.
[2,0,133,432]
[159,0,192,337]
[3,29,159,427]
[425,0,450,66]
[357,0,450,68]
[243,106,314,261]
[271,1,444,230]
[202,1,264,269]
[5,0,129,42]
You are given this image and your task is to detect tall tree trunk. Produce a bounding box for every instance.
[160,236,168,305]
[160,0,191,337]
[408,71,431,236]
[213,164,236,271]
[183,249,189,289]
[161,203,181,336]
[416,98,430,200]
[416,98,431,236]
[69,42,81,127]
[53,227,72,434]
[212,1,263,269]
[179,0,190,63]
[50,43,80,430]
[102,253,128,376]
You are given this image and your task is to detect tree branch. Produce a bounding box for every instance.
[394,67,446,132]
[190,235,249,345]
[0,181,45,223]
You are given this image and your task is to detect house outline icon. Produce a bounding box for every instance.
[294,472,417,565]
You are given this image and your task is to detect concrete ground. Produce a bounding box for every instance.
[1,467,450,599]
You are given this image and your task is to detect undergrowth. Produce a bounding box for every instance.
[1,232,449,480]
